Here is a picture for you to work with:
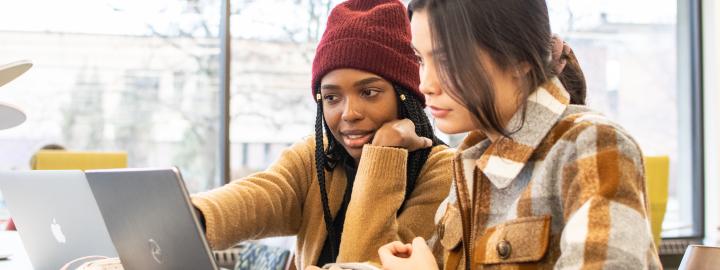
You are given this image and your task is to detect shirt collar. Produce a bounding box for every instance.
[457,77,570,189]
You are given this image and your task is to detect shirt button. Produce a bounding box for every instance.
[497,240,512,259]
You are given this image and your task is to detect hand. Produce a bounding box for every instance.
[379,241,413,258]
[371,119,433,151]
[378,237,439,270]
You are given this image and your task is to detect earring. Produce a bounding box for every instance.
[400,94,406,101]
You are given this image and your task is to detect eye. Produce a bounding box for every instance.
[323,94,340,103]
[360,88,380,98]
[414,54,424,66]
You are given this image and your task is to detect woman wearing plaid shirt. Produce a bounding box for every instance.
[378,0,662,269]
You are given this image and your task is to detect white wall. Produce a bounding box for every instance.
[703,0,720,246]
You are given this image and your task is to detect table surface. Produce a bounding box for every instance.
[0,231,32,269]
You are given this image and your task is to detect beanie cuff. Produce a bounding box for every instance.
[312,38,423,105]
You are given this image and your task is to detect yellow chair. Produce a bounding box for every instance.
[644,156,670,250]
[32,150,127,171]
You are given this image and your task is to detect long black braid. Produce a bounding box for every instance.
[313,84,445,261]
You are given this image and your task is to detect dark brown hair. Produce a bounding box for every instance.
[409,0,587,136]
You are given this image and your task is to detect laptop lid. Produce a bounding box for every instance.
[0,170,117,270]
[85,168,217,270]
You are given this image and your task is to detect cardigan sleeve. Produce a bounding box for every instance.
[190,136,316,249]
[336,144,454,264]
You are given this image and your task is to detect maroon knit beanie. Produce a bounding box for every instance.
[311,0,424,106]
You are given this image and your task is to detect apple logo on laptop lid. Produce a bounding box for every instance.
[50,218,66,244]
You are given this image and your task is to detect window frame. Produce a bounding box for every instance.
[214,0,708,266]
[659,0,705,266]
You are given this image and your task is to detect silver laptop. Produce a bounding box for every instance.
[85,168,218,270]
[0,170,118,270]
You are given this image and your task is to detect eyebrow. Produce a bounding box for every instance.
[320,77,384,91]
[353,77,383,87]
[320,84,340,91]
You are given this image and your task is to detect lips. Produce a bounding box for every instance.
[428,105,451,118]
[340,130,375,148]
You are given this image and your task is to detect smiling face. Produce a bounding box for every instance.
[320,68,399,161]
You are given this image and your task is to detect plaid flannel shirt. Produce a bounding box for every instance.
[434,77,662,270]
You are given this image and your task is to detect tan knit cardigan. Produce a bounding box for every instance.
[192,135,453,269]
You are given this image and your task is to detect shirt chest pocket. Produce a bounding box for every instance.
[438,204,463,251]
[473,215,552,265]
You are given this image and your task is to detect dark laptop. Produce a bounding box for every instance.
[85,168,218,270]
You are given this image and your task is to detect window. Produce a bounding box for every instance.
[0,0,222,226]
[228,0,343,180]
[0,0,704,254]
[546,0,703,242]
[433,0,703,245]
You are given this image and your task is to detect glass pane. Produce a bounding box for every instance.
[0,0,221,225]
[227,0,349,249]
[228,0,343,179]
[226,0,694,240]
[546,0,696,237]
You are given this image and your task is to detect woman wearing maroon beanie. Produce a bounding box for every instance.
[190,0,453,268]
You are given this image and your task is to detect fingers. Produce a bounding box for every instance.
[379,241,411,256]
[409,136,433,151]
[379,249,404,269]
[412,237,426,245]
[374,119,432,150]
[397,118,415,128]
[395,243,413,258]
[379,245,399,266]
[410,237,434,258]
[378,241,399,258]
[379,241,413,264]
[423,137,433,148]
[381,238,439,270]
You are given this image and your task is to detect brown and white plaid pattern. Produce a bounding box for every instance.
[435,77,662,269]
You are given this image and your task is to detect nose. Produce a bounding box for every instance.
[341,96,363,122]
[419,63,441,97]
